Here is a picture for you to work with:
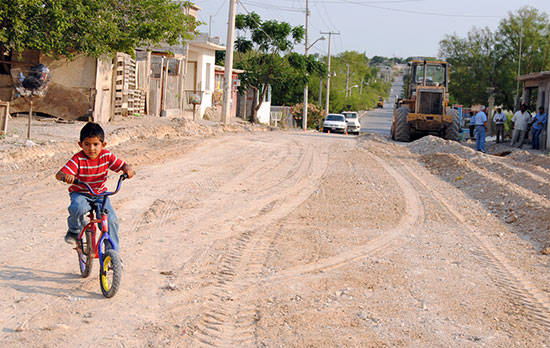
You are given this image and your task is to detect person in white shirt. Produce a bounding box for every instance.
[493,108,506,143]
[510,104,531,148]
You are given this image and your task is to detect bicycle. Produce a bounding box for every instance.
[63,174,128,298]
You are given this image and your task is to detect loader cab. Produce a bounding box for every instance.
[392,59,458,143]
[405,60,449,116]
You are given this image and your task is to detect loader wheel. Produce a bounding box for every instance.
[394,107,411,142]
[444,108,460,141]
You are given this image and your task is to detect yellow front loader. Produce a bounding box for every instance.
[391,60,459,142]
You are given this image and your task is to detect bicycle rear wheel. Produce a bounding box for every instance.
[77,230,93,278]
[99,249,122,298]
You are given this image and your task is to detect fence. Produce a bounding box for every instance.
[270,106,294,128]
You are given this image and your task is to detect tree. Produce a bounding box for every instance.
[310,51,390,113]
[495,6,550,108]
[439,6,550,110]
[269,52,326,107]
[233,12,304,123]
[0,0,198,60]
[439,27,496,107]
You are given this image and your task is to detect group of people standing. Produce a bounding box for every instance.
[469,104,547,153]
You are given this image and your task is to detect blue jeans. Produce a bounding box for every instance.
[532,128,542,149]
[475,126,486,152]
[68,192,119,250]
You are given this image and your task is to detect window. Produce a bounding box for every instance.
[168,59,179,76]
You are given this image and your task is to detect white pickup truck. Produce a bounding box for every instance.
[342,111,361,135]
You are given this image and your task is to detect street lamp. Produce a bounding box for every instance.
[303,36,326,131]
[307,36,326,50]
[344,84,359,97]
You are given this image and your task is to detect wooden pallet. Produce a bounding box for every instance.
[0,101,8,134]
[113,53,138,117]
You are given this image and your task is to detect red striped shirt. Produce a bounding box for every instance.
[61,149,125,194]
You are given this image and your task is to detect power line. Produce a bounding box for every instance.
[239,0,306,13]
[213,0,227,17]
[237,0,275,45]
[277,0,424,3]
[319,1,339,32]
[340,1,501,18]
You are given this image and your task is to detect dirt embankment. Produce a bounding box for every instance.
[407,136,550,250]
[0,115,269,176]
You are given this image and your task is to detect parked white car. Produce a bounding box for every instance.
[322,114,347,134]
[342,111,361,135]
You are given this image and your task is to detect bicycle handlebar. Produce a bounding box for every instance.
[62,174,129,197]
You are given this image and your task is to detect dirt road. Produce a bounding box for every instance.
[1,117,549,347]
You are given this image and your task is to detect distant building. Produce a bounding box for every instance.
[376,65,392,82]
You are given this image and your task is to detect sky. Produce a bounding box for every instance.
[192,0,549,59]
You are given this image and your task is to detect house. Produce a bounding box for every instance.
[214,65,244,118]
[518,71,550,149]
[185,33,225,118]
[1,3,232,124]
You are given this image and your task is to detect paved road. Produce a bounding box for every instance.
[360,78,404,136]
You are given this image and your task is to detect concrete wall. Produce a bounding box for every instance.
[41,55,96,89]
[257,101,272,124]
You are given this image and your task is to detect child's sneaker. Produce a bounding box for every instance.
[64,231,78,245]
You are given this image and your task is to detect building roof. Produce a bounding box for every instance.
[189,33,226,51]
[214,65,244,74]
[518,71,550,81]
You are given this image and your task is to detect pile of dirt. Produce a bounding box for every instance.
[407,135,477,158]
[405,136,550,249]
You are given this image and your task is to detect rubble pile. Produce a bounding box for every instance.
[408,136,550,249]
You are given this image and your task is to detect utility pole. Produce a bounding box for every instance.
[319,78,323,106]
[209,15,213,40]
[320,31,339,115]
[345,64,350,97]
[360,77,364,95]
[515,20,524,111]
[302,0,310,131]
[222,0,237,124]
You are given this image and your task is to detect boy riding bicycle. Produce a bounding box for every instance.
[56,122,134,250]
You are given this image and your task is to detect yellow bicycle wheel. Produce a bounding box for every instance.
[99,249,122,298]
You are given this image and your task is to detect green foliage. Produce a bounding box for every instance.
[215,50,225,66]
[233,12,307,122]
[291,102,326,129]
[439,6,550,110]
[0,0,199,58]
[235,12,303,54]
[309,51,391,113]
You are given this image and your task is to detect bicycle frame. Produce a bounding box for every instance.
[73,175,127,269]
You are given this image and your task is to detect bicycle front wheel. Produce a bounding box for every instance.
[77,230,93,278]
[99,249,122,298]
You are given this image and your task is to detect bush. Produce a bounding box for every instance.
[291,102,326,129]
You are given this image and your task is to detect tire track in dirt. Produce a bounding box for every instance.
[395,153,550,334]
[0,137,266,339]
[192,143,328,347]
[257,149,425,283]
